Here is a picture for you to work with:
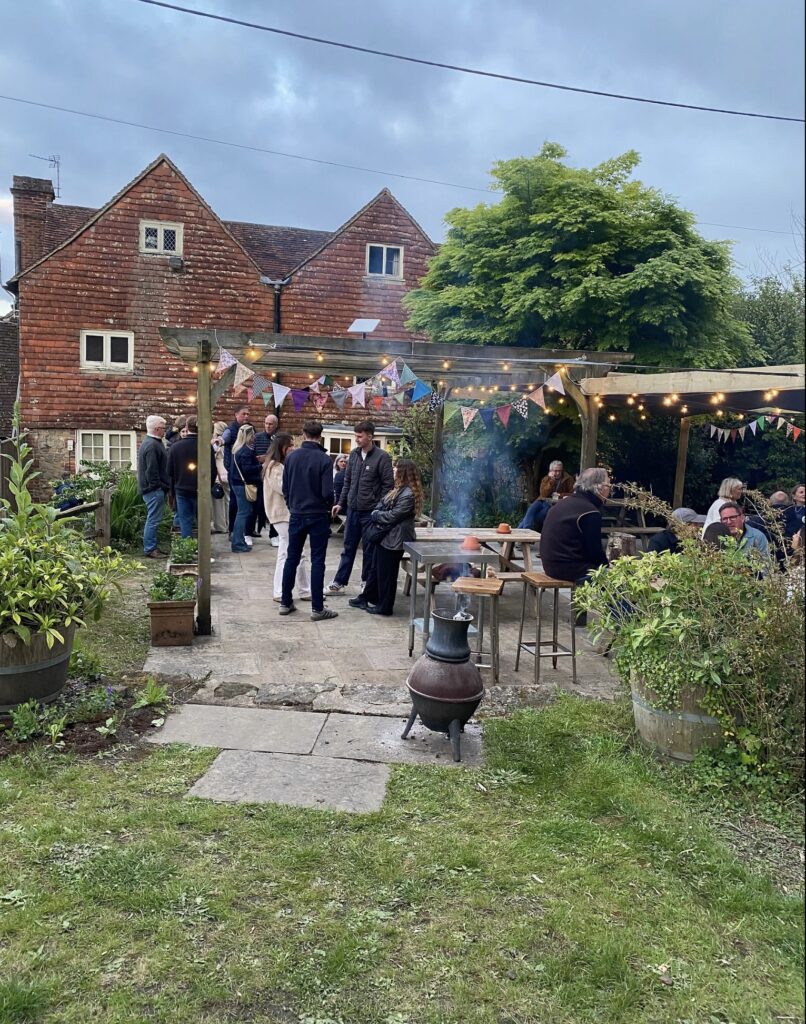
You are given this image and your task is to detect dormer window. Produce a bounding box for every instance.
[140,220,184,255]
[366,243,402,278]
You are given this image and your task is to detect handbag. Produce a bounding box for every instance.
[211,482,225,500]
[364,519,391,545]
[235,455,258,503]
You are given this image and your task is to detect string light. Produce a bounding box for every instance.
[608,413,617,422]
[626,396,634,405]
[638,404,645,412]
[271,372,276,378]
[670,393,679,403]
[558,397,565,404]
[316,353,324,363]
[502,362,509,371]
[716,409,723,417]
[640,413,647,421]
[681,405,688,414]
[443,360,450,369]
[191,365,198,374]
[663,397,672,407]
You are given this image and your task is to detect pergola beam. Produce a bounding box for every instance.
[581,364,804,398]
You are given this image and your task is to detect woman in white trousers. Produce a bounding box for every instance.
[263,432,311,602]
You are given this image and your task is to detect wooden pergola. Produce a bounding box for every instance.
[160,328,633,634]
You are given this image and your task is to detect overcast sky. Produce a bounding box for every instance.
[1,0,803,317]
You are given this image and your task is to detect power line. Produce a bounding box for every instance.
[131,0,804,124]
[0,93,798,237]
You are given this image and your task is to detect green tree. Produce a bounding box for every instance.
[405,144,755,368]
[734,271,804,366]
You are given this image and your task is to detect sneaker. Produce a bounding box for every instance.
[348,596,368,609]
[270,537,280,547]
[299,593,312,602]
[310,608,338,621]
[244,537,253,548]
[279,603,296,616]
[326,582,346,595]
[272,596,282,603]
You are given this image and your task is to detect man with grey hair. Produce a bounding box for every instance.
[137,415,169,558]
[518,459,575,530]
[540,467,611,589]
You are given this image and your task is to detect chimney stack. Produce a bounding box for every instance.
[11,176,55,274]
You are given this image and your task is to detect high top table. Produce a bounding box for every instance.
[413,527,540,573]
[403,540,504,656]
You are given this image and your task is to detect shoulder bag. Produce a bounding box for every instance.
[236,454,258,502]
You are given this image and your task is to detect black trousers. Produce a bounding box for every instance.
[363,546,404,615]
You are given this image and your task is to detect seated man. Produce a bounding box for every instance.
[647,508,706,555]
[518,460,575,531]
[717,501,770,562]
[540,467,611,586]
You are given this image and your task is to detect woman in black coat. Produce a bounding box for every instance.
[351,459,423,616]
[229,425,262,553]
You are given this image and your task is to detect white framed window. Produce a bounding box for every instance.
[80,330,134,371]
[76,430,137,471]
[366,243,403,278]
[321,426,398,458]
[139,220,184,255]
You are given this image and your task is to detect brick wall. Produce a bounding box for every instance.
[0,314,19,436]
[11,177,55,273]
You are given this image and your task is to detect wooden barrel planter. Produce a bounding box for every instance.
[148,601,196,647]
[0,624,77,712]
[630,676,722,762]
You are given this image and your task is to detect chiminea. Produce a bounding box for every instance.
[402,612,484,762]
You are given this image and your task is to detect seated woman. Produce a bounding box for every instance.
[351,459,423,616]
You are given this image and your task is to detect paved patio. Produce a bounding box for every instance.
[144,531,618,715]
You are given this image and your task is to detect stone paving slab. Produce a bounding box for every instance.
[146,703,326,753]
[314,712,483,766]
[188,749,390,813]
[312,684,412,718]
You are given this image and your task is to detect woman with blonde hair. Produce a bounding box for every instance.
[702,477,745,534]
[263,433,311,603]
[350,459,423,616]
[211,420,229,534]
[228,424,261,553]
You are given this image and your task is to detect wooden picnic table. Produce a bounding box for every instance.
[413,526,540,572]
[603,498,647,528]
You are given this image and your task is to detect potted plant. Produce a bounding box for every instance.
[168,536,199,576]
[1,421,130,711]
[148,572,197,647]
[575,491,804,775]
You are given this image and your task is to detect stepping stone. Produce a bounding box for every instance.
[189,749,390,813]
[145,704,326,754]
[313,712,483,766]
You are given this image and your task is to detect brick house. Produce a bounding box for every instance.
[5,154,436,486]
[0,311,19,437]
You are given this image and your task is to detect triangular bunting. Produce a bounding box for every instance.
[794,427,802,441]
[331,390,349,410]
[371,396,384,410]
[527,387,546,410]
[348,383,366,408]
[479,408,496,430]
[443,402,460,424]
[272,382,291,408]
[261,392,273,407]
[757,416,766,432]
[399,363,417,385]
[511,398,529,419]
[738,426,746,441]
[748,420,757,435]
[545,372,565,396]
[411,379,433,402]
[393,392,408,405]
[461,407,478,431]
[216,349,237,374]
[766,415,776,424]
[233,362,253,388]
[291,389,309,412]
[709,425,717,438]
[786,421,794,437]
[777,417,786,429]
[384,362,401,385]
[496,405,512,428]
[428,393,445,412]
[250,374,270,398]
[730,429,738,443]
[311,392,328,413]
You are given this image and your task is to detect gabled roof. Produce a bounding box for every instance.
[285,188,436,276]
[224,221,333,279]
[8,154,266,284]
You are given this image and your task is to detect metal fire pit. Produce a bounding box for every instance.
[402,611,484,762]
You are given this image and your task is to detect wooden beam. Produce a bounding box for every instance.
[582,364,803,397]
[579,396,599,470]
[673,416,691,509]
[430,387,448,521]
[196,338,213,636]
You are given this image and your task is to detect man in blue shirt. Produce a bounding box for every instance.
[718,501,770,562]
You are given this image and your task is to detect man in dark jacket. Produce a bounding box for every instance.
[223,406,250,535]
[327,420,394,595]
[251,412,279,541]
[540,468,611,585]
[280,421,337,621]
[647,507,706,555]
[167,416,216,539]
[137,414,169,558]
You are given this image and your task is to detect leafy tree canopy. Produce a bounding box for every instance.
[405,144,755,368]
[734,270,804,366]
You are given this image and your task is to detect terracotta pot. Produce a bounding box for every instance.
[461,536,482,551]
[496,523,511,534]
[148,600,196,647]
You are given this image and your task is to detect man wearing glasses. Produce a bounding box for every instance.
[718,502,770,561]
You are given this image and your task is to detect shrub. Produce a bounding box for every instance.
[170,536,198,564]
[110,470,146,547]
[149,572,196,603]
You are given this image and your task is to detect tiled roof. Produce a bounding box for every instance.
[37,204,333,279]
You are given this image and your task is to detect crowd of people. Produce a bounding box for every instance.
[136,414,422,621]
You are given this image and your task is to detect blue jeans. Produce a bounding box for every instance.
[519,499,550,531]
[175,493,197,539]
[334,509,375,587]
[231,484,254,552]
[283,514,331,611]
[142,488,166,554]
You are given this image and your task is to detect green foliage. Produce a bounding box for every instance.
[94,714,121,739]
[405,144,754,368]
[0,418,133,648]
[132,677,170,710]
[170,536,198,564]
[49,460,120,507]
[61,684,117,725]
[576,512,805,788]
[390,402,438,501]
[109,470,146,548]
[148,572,196,602]
[734,270,805,366]
[68,641,103,681]
[7,700,43,743]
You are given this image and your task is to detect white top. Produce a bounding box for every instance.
[702,496,728,534]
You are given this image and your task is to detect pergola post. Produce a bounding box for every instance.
[673,416,691,509]
[196,339,213,636]
[579,396,599,470]
[430,387,448,522]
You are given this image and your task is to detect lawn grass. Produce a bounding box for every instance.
[0,696,802,1024]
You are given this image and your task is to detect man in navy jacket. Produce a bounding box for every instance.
[280,421,337,621]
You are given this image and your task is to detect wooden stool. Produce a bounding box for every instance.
[451,576,504,685]
[515,571,577,685]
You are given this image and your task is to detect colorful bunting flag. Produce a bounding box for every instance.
[233,362,253,388]
[710,425,717,438]
[411,379,433,402]
[272,382,291,408]
[393,392,408,405]
[384,361,401,384]
[331,389,349,410]
[216,349,236,375]
[371,396,384,410]
[748,420,757,435]
[399,363,417,385]
[348,382,366,407]
[545,372,565,396]
[511,398,529,419]
[496,405,512,428]
[786,422,794,437]
[479,408,495,430]
[428,393,445,412]
[443,402,460,424]
[738,426,746,441]
[794,427,802,441]
[261,392,273,407]
[527,387,546,410]
[311,392,328,413]
[777,417,786,429]
[757,416,766,431]
[250,374,270,398]
[461,407,478,431]
[291,389,309,412]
